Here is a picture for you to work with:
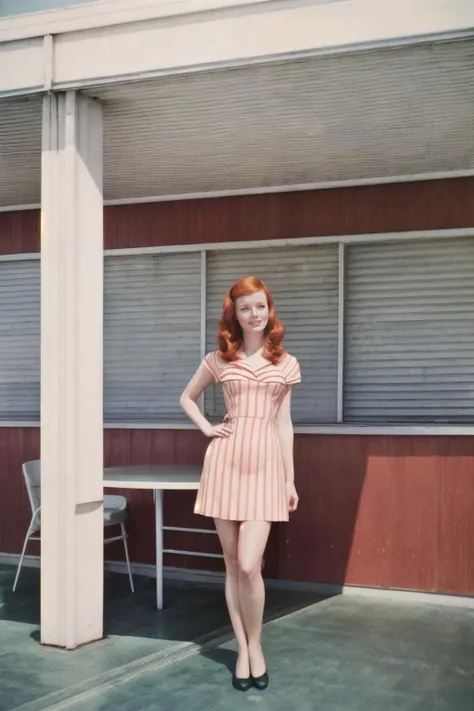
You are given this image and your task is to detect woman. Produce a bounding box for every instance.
[180,276,301,692]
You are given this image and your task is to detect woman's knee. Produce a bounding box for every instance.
[238,557,262,580]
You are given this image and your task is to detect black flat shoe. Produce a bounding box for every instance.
[232,675,252,692]
[252,671,269,690]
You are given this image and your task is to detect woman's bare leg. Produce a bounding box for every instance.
[238,520,271,678]
[214,518,249,678]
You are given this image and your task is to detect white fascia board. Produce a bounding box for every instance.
[0,37,44,95]
[53,1,474,88]
[0,1,274,42]
[1,0,474,96]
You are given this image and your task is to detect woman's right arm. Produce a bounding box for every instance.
[179,365,230,438]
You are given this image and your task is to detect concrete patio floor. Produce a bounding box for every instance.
[0,563,318,711]
[1,563,473,711]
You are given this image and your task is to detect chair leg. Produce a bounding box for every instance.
[13,529,31,592]
[120,522,134,593]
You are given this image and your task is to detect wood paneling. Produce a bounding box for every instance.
[2,178,473,255]
[104,431,474,594]
[0,428,40,557]
[3,427,473,594]
[0,210,40,255]
[104,178,474,250]
[439,438,474,594]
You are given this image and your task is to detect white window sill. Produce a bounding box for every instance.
[0,420,473,435]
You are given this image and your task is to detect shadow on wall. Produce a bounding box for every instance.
[101,428,373,588]
[2,427,474,610]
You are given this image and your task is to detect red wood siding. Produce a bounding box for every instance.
[1,179,474,594]
[0,428,40,558]
[2,427,473,594]
[1,177,473,256]
[104,178,474,249]
[0,210,40,255]
[104,431,474,595]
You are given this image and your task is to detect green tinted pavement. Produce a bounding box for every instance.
[1,564,473,711]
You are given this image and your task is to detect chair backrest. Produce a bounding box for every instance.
[22,460,41,514]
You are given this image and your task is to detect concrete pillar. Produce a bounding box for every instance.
[40,91,104,649]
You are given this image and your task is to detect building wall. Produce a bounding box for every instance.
[1,177,473,594]
[103,178,474,249]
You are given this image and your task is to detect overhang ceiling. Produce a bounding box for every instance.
[0,39,473,207]
[0,96,42,205]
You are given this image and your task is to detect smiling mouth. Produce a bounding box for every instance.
[249,321,261,326]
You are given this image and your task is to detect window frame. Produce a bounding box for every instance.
[0,227,473,435]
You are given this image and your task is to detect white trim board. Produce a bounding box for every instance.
[1,169,473,213]
[2,10,473,96]
[1,1,473,45]
[336,242,345,423]
[0,422,473,435]
[54,29,474,94]
[0,0,290,42]
[1,553,473,610]
[0,227,473,262]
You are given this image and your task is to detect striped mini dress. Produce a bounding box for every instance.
[194,350,301,522]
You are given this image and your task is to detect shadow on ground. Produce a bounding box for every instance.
[0,563,319,711]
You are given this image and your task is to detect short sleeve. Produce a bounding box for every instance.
[284,355,302,386]
[201,351,221,383]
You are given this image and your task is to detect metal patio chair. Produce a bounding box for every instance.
[12,460,134,593]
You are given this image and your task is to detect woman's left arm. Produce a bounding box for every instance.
[276,387,299,512]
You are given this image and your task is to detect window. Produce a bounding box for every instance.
[0,259,40,420]
[344,237,474,423]
[103,253,201,422]
[1,233,473,427]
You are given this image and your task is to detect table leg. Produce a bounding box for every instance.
[154,489,163,610]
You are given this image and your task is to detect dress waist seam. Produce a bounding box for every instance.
[226,415,274,422]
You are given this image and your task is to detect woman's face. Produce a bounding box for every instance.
[234,290,269,334]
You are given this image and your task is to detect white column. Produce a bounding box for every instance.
[40,91,104,649]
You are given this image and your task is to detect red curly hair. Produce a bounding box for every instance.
[217,276,286,364]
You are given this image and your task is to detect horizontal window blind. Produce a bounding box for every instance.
[2,236,472,428]
[344,237,474,423]
[205,245,339,424]
[104,252,201,422]
[0,260,40,420]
